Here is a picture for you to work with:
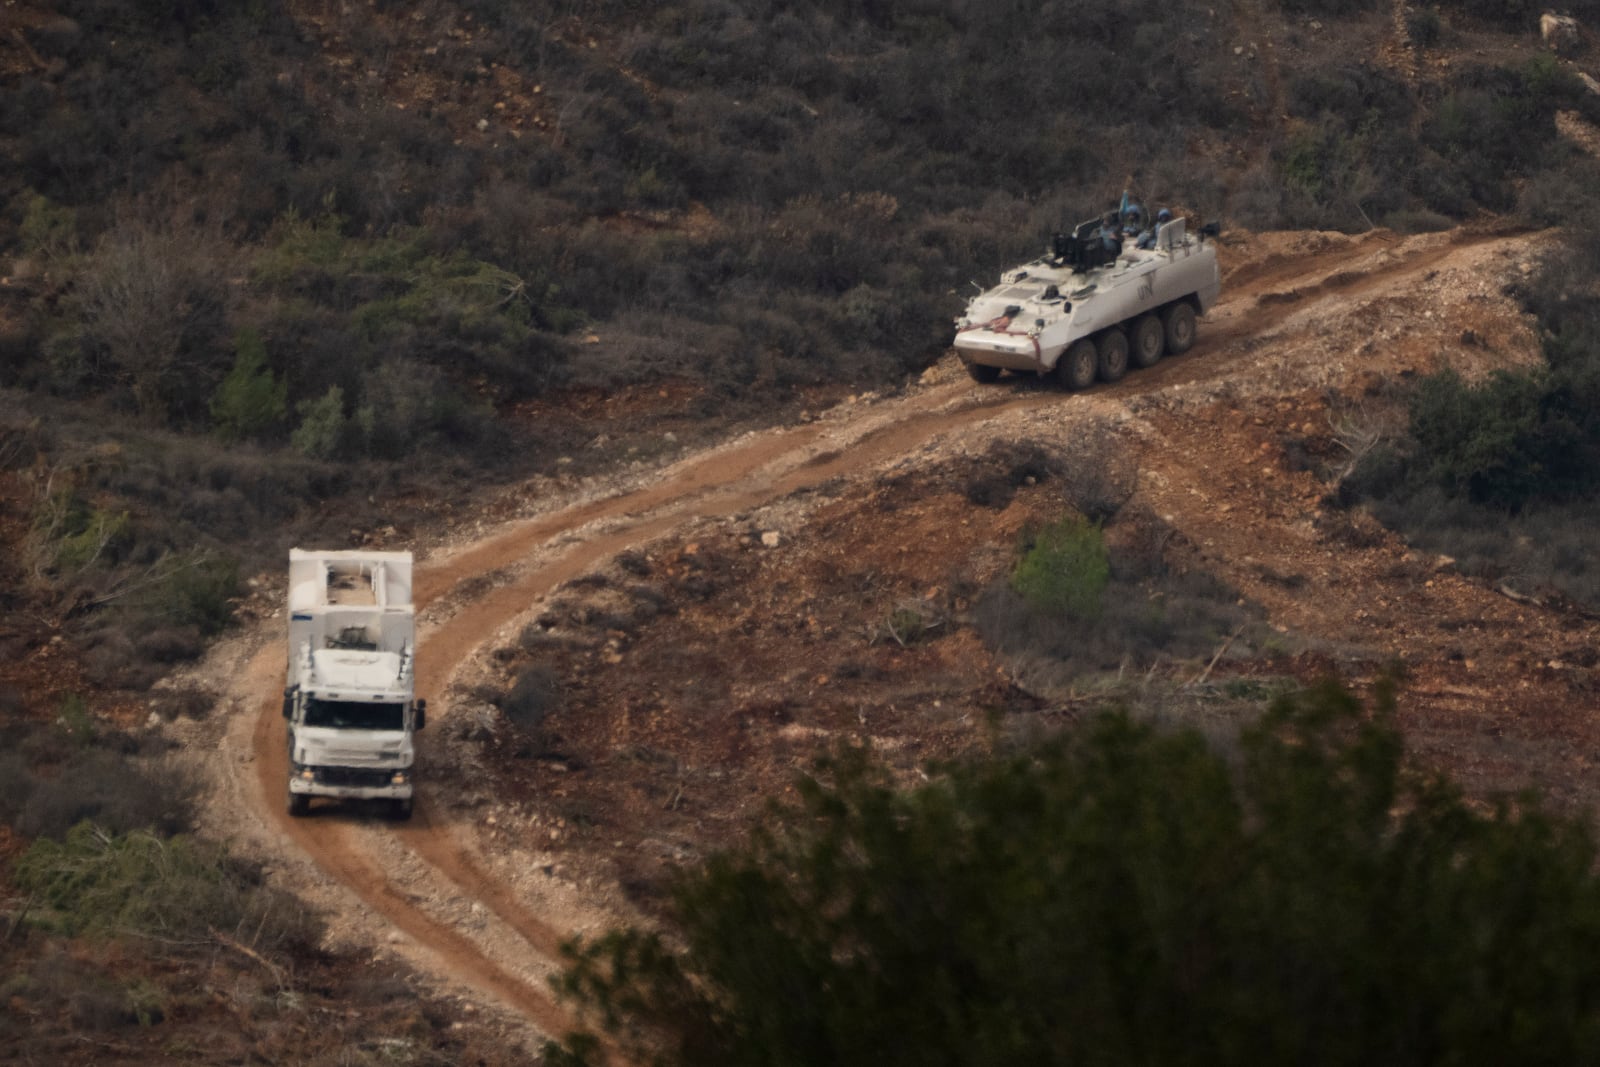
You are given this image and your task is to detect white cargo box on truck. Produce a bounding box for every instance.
[283,549,426,819]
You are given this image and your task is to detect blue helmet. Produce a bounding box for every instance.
[1157,208,1172,222]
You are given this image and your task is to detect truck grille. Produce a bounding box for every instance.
[314,766,396,787]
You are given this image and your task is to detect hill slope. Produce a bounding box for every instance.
[159,220,1600,1051]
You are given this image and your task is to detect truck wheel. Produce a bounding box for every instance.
[391,798,414,821]
[966,362,1002,384]
[288,792,310,817]
[1057,339,1097,390]
[1132,314,1165,368]
[1097,329,1129,383]
[1163,302,1197,355]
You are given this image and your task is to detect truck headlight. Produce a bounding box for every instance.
[299,769,314,781]
[391,771,409,785]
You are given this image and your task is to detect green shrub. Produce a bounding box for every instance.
[1010,515,1110,620]
[209,327,287,443]
[139,550,239,637]
[291,385,349,459]
[54,693,97,748]
[1406,367,1590,509]
[18,192,78,262]
[31,487,131,576]
[1424,58,1584,211]
[978,552,1256,681]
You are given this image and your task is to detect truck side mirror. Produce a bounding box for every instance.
[282,687,294,719]
[414,698,427,731]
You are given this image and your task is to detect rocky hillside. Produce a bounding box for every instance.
[7,1,1600,1062]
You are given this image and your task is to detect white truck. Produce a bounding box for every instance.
[953,211,1221,388]
[282,549,426,819]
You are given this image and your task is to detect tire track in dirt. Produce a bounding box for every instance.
[247,387,1059,1035]
[242,226,1540,1034]
[244,648,578,1038]
[1210,228,1521,345]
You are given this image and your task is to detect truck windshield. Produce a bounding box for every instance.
[304,698,405,731]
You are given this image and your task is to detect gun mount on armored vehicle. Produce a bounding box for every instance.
[953,210,1221,388]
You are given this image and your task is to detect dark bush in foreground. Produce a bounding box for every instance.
[548,680,1600,1066]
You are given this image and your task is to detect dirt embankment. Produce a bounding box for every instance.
[170,222,1594,1046]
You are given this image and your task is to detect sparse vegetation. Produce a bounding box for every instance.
[871,598,945,647]
[1347,209,1600,607]
[500,664,564,738]
[1,0,1594,693]
[0,713,193,840]
[15,822,316,952]
[980,509,1258,689]
[6,3,1600,1062]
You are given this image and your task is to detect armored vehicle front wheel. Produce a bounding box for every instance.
[1097,329,1129,383]
[288,791,310,817]
[1058,339,1098,390]
[391,798,414,821]
[1163,302,1197,355]
[1132,314,1165,368]
[966,361,1002,384]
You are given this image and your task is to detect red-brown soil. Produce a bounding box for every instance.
[172,221,1600,1049]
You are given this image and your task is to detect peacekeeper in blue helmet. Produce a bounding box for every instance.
[1137,208,1173,250]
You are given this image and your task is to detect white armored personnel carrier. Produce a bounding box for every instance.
[953,210,1221,387]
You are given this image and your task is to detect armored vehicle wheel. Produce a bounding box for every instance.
[966,361,1002,384]
[1057,339,1098,390]
[1097,329,1129,383]
[1163,302,1197,355]
[391,798,413,821]
[1132,314,1165,368]
[288,792,310,817]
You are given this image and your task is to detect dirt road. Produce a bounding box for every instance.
[210,224,1575,1042]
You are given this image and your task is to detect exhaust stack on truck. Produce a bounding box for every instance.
[282,549,426,819]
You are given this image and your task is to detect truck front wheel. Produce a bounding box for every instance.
[966,361,1002,384]
[391,798,414,821]
[288,792,310,817]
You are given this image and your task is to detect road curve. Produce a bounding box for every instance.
[241,225,1537,1038]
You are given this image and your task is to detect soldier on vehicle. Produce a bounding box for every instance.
[1137,208,1173,250]
[1099,211,1123,259]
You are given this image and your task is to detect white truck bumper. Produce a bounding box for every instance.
[289,768,414,800]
